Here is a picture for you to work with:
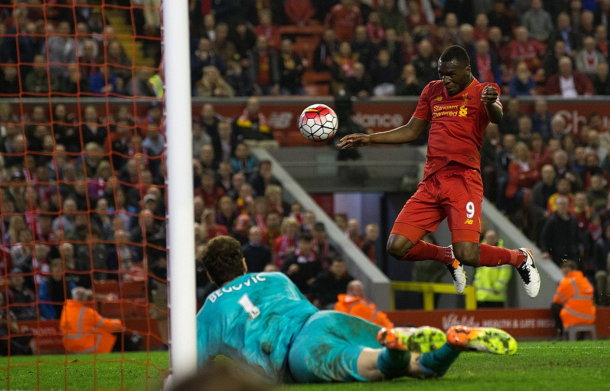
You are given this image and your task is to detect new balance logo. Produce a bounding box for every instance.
[464,219,474,225]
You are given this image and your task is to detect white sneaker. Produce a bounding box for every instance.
[516,248,540,298]
[446,245,467,294]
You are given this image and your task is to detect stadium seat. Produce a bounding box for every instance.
[120,281,146,300]
[99,301,124,318]
[565,324,597,341]
[94,280,120,297]
[100,300,150,319]
[279,24,324,38]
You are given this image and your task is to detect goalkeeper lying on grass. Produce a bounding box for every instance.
[197,236,517,384]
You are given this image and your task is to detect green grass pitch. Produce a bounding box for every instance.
[0,341,608,390]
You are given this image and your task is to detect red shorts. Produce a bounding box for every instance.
[391,164,483,244]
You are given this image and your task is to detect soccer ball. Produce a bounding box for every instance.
[298,104,339,142]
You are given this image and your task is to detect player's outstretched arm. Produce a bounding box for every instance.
[337,117,429,149]
[481,84,503,124]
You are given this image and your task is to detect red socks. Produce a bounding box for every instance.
[477,244,526,267]
[401,240,454,265]
[401,241,526,267]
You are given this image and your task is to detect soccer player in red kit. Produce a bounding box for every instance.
[337,46,540,298]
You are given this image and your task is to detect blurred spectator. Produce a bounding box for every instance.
[530,99,553,141]
[129,209,166,264]
[593,223,610,305]
[346,218,363,245]
[592,63,610,95]
[234,97,274,141]
[412,40,437,86]
[191,38,226,87]
[249,160,280,197]
[345,62,374,99]
[192,120,212,159]
[506,26,545,74]
[506,141,539,215]
[395,64,422,96]
[227,172,247,200]
[457,23,476,59]
[370,49,399,96]
[282,232,322,295]
[216,196,239,232]
[0,63,19,95]
[546,56,594,97]
[254,9,281,50]
[552,260,596,337]
[39,259,76,320]
[212,23,237,65]
[313,29,339,73]
[594,24,608,56]
[517,116,534,144]
[377,0,407,35]
[350,26,376,68]
[248,35,280,96]
[47,21,77,76]
[108,229,141,282]
[579,10,595,37]
[89,65,123,95]
[530,133,552,169]
[522,0,554,42]
[485,0,514,38]
[199,144,219,171]
[540,195,580,266]
[365,11,385,44]
[360,223,380,263]
[575,36,607,79]
[472,13,490,41]
[225,57,255,97]
[78,39,100,80]
[311,222,338,270]
[495,134,516,212]
[278,39,307,95]
[471,39,502,86]
[107,40,132,82]
[202,207,229,239]
[325,0,362,42]
[272,216,300,267]
[550,13,582,56]
[195,65,235,97]
[586,174,609,211]
[473,230,512,308]
[379,29,403,69]
[231,214,252,245]
[24,54,58,94]
[7,268,37,320]
[242,226,272,272]
[125,68,156,97]
[52,198,77,234]
[284,0,316,25]
[216,161,233,192]
[400,30,419,66]
[229,21,257,62]
[509,62,537,97]
[236,183,255,215]
[310,258,353,309]
[334,280,394,328]
[196,169,225,207]
[554,149,583,191]
[331,41,358,93]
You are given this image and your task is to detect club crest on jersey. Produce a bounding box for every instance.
[435,96,443,101]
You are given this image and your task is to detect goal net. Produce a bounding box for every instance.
[0,1,170,389]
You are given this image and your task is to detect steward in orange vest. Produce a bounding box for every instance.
[60,287,123,354]
[334,280,394,329]
[552,260,596,335]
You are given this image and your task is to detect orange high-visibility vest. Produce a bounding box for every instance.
[334,294,394,329]
[553,271,596,328]
[59,300,123,354]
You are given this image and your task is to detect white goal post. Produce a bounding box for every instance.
[163,0,197,387]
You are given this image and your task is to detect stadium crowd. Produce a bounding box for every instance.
[1,0,610,348]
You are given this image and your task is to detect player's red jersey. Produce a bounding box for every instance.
[413,78,501,180]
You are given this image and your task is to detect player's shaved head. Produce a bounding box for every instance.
[439,45,470,69]
[204,236,246,287]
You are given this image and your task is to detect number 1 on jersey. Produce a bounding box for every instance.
[238,294,261,320]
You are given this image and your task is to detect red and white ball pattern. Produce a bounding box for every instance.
[298,104,339,142]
